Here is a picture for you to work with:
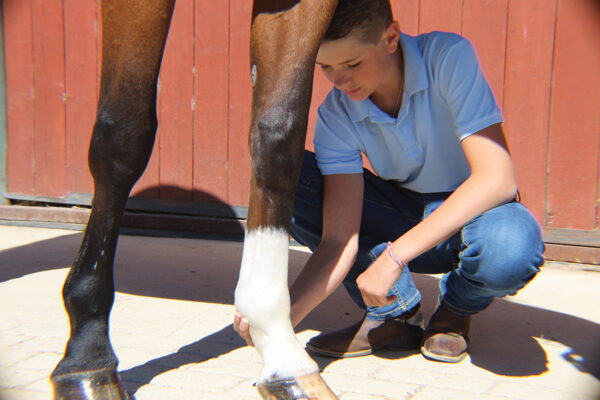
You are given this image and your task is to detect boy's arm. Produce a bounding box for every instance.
[289,172,364,327]
[357,122,517,307]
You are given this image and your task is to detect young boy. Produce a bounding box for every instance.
[236,0,544,363]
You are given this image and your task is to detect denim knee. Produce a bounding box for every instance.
[459,202,545,295]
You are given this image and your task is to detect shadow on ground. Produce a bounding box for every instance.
[1,227,598,395]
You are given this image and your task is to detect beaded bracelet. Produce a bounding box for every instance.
[386,241,407,268]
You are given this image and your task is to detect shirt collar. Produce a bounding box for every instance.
[344,33,429,123]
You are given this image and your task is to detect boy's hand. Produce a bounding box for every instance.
[233,311,254,347]
[356,254,402,307]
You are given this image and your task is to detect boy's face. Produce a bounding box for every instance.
[316,23,400,101]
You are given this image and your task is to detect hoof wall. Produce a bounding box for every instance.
[257,372,338,400]
[52,369,128,400]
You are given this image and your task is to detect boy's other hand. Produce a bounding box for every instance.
[356,254,402,307]
[233,311,254,347]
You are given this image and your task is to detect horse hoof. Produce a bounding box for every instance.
[257,372,338,400]
[51,368,128,400]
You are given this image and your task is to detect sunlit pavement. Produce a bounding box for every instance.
[0,225,598,400]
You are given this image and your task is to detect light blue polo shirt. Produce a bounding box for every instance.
[314,32,503,193]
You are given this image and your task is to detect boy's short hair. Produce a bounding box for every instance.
[324,0,393,44]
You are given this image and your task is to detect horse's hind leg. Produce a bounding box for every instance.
[51,0,174,398]
[235,1,338,399]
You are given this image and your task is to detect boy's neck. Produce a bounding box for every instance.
[369,47,404,118]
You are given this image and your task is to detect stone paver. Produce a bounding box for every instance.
[0,225,598,399]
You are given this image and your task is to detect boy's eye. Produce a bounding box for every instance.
[348,62,361,68]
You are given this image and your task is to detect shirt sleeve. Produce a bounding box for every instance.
[435,37,504,141]
[313,92,364,175]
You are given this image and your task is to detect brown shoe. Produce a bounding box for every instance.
[420,303,471,363]
[306,304,423,358]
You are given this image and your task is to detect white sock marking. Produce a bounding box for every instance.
[235,227,318,381]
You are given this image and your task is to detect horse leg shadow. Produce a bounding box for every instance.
[118,324,247,396]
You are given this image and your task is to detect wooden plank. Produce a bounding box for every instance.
[4,0,35,195]
[0,204,90,225]
[544,244,600,266]
[0,205,245,237]
[306,69,330,154]
[419,0,462,34]
[96,1,103,91]
[64,0,98,195]
[461,0,508,105]
[193,0,230,203]
[546,0,600,229]
[543,227,600,248]
[121,212,245,236]
[0,15,7,204]
[227,0,253,206]
[502,0,556,226]
[3,191,248,219]
[130,17,160,200]
[392,0,420,35]
[157,0,194,201]
[31,0,67,198]
[130,138,160,199]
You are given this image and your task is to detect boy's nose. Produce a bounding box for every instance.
[334,73,350,89]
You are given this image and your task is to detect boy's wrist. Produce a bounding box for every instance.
[386,241,407,269]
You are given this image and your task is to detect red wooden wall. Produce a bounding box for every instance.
[3,0,600,258]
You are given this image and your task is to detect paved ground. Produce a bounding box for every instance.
[0,224,598,400]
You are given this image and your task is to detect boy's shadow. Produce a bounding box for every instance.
[299,274,600,379]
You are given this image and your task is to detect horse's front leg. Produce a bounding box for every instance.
[235,1,338,399]
[50,1,175,399]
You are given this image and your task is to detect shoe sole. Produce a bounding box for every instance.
[306,334,422,359]
[420,345,468,363]
[306,343,373,358]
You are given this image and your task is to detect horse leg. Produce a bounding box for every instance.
[235,1,339,399]
[50,1,174,398]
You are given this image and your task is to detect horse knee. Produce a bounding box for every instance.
[251,105,305,195]
[88,109,158,190]
[62,271,114,324]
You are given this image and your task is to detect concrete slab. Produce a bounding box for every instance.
[0,225,598,399]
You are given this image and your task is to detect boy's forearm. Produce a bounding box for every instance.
[390,171,516,264]
[289,238,358,327]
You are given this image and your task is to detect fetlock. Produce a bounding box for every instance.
[52,320,118,378]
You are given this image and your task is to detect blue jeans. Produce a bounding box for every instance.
[291,151,545,320]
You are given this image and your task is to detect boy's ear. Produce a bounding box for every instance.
[382,21,401,54]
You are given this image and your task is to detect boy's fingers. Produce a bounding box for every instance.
[233,313,241,331]
[234,312,242,326]
[386,294,398,304]
[233,312,254,347]
[233,313,246,334]
[362,293,398,308]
